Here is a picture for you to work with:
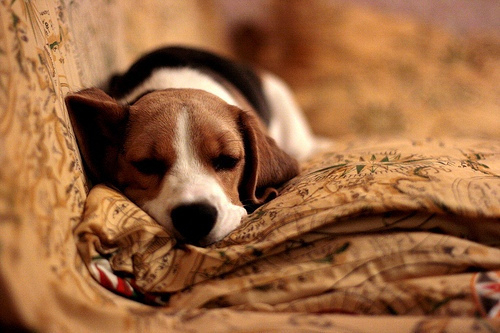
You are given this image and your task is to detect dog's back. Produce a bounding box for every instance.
[108,46,272,124]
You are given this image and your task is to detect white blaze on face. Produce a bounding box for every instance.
[141,110,247,245]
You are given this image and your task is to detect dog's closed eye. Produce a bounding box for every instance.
[132,159,167,175]
[212,154,240,172]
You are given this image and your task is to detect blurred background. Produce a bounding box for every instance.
[119,0,499,140]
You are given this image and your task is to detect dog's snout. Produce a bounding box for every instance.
[171,202,218,243]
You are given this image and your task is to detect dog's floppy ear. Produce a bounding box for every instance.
[65,88,129,182]
[238,110,299,207]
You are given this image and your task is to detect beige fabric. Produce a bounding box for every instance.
[0,0,499,332]
[236,1,500,140]
[76,139,500,314]
[119,0,230,64]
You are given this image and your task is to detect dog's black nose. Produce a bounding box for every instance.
[171,202,218,243]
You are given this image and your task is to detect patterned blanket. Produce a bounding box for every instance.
[76,138,500,320]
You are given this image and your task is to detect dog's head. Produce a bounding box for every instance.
[65,88,298,245]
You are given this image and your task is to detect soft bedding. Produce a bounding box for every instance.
[76,138,500,318]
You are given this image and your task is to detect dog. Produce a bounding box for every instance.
[65,46,320,246]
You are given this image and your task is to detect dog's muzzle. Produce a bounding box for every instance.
[171,202,218,244]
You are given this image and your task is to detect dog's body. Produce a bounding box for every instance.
[66,46,319,246]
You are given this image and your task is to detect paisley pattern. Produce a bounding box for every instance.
[0,1,499,332]
[76,139,500,317]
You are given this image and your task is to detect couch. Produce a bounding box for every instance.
[1,1,499,332]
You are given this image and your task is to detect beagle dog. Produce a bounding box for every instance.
[65,46,319,246]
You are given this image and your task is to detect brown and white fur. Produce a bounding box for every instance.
[65,46,320,246]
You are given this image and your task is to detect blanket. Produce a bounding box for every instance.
[76,138,500,321]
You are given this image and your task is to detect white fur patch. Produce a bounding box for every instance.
[262,73,334,159]
[262,73,318,160]
[119,67,239,107]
